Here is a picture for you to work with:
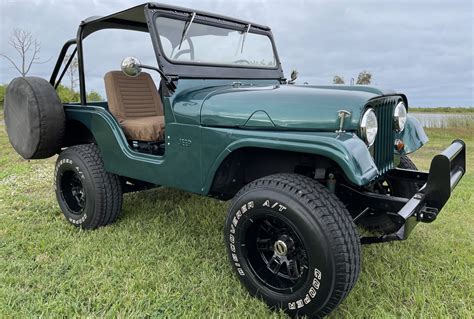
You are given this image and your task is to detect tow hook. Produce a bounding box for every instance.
[417,206,439,223]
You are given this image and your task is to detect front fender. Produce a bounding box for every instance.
[202,129,379,193]
[395,115,429,154]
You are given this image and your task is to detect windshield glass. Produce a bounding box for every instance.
[156,16,277,69]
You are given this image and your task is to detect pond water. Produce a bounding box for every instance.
[410,113,474,128]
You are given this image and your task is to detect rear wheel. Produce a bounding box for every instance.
[55,144,122,229]
[225,173,361,318]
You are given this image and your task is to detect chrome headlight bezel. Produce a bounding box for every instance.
[394,101,407,132]
[360,108,378,146]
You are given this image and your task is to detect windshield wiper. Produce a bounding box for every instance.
[240,24,251,53]
[178,12,196,50]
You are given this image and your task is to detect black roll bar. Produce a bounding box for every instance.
[50,39,77,88]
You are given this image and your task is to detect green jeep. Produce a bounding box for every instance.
[3,3,466,317]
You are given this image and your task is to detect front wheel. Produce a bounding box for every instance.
[225,173,361,318]
[55,144,123,229]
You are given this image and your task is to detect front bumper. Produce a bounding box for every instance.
[344,140,466,244]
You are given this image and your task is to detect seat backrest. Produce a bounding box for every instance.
[104,71,163,121]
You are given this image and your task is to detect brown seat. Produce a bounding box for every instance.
[104,71,165,141]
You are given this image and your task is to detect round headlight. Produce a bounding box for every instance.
[394,101,407,132]
[360,108,378,146]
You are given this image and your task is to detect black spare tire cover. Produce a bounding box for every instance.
[4,77,65,159]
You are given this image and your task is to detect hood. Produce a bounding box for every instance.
[199,84,387,131]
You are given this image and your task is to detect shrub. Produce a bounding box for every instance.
[87,90,103,102]
[0,84,7,103]
[56,84,80,102]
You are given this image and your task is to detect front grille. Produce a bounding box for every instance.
[371,97,397,175]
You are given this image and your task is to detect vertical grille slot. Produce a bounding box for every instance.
[372,98,396,175]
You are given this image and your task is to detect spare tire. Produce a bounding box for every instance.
[4,77,65,159]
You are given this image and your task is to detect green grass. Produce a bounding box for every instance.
[0,123,472,318]
[410,107,474,113]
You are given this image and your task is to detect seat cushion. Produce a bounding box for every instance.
[104,71,165,142]
[119,116,165,142]
[104,71,164,120]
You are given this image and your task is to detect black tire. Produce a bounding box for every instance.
[225,173,361,318]
[54,144,122,229]
[4,77,65,159]
[360,155,419,233]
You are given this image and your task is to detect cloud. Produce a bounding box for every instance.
[0,0,472,106]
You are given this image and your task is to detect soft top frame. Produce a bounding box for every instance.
[52,2,284,105]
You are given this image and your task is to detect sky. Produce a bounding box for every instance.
[0,0,473,107]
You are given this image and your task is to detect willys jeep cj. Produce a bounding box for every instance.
[3,3,466,318]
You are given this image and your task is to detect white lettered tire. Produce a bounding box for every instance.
[225,173,361,317]
[55,144,122,229]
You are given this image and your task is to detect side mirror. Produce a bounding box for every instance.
[121,57,142,77]
[119,57,177,93]
[288,69,298,84]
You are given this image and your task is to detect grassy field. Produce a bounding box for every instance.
[0,108,472,318]
[410,107,473,113]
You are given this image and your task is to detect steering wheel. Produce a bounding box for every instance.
[233,59,251,65]
[173,49,192,60]
[172,37,195,60]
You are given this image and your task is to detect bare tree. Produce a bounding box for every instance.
[356,70,372,85]
[63,54,79,91]
[333,75,345,84]
[0,28,47,77]
[333,72,373,85]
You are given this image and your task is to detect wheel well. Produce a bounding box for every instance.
[63,120,96,147]
[209,147,345,200]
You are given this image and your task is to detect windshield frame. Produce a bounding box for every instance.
[146,8,284,80]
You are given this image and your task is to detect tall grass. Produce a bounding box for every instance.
[410,107,474,113]
[411,113,474,129]
[444,115,474,128]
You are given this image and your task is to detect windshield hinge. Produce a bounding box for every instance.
[168,75,179,82]
[240,24,251,53]
[179,12,196,49]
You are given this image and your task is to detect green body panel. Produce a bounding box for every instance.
[64,79,426,194]
[304,85,397,96]
[395,115,429,154]
[200,84,378,131]
[171,79,278,125]
[65,105,205,192]
[244,111,275,128]
[200,128,378,193]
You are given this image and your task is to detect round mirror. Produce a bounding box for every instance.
[121,57,142,77]
[290,69,298,82]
